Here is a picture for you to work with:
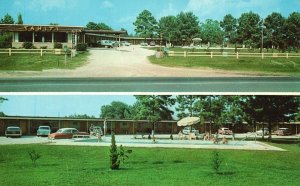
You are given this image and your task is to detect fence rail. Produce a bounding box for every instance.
[0,48,69,56]
[168,51,300,59]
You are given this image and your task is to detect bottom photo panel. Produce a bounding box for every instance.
[0,94,300,185]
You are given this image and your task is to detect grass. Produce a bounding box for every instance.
[149,55,300,76]
[0,52,89,71]
[0,143,300,186]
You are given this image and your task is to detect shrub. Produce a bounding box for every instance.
[0,33,12,48]
[28,150,41,166]
[22,42,33,49]
[40,46,47,49]
[76,43,87,51]
[54,42,62,49]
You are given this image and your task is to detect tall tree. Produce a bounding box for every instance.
[222,96,244,138]
[133,10,158,39]
[120,28,129,36]
[66,114,95,119]
[195,96,224,134]
[237,11,262,48]
[175,95,200,118]
[220,14,238,44]
[100,101,132,119]
[86,22,112,30]
[176,12,200,44]
[0,97,8,117]
[158,15,178,43]
[245,96,299,141]
[200,19,224,45]
[0,13,14,24]
[17,13,23,24]
[264,12,285,49]
[284,12,300,49]
[133,95,175,137]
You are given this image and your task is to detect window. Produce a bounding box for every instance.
[54,32,67,42]
[34,32,52,42]
[19,32,33,42]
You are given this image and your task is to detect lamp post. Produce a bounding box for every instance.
[261,19,265,53]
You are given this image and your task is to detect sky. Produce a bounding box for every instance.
[0,95,137,118]
[1,0,300,34]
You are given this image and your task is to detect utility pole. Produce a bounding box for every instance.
[261,19,264,53]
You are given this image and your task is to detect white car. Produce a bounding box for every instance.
[256,128,269,136]
[182,127,199,135]
[37,126,51,137]
[5,126,22,138]
[121,41,131,46]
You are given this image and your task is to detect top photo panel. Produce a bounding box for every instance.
[0,0,299,92]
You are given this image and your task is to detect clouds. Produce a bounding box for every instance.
[28,0,67,11]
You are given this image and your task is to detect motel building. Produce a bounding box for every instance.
[0,24,166,49]
[0,24,126,49]
[0,116,299,136]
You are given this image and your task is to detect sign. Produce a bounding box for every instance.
[24,26,59,32]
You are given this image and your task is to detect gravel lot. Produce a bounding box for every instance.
[0,46,249,78]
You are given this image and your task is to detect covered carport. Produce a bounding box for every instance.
[82,29,127,47]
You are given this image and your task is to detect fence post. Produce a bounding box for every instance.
[236,52,239,59]
[184,51,187,57]
[210,52,213,58]
[286,53,289,59]
[9,48,11,56]
[40,48,43,56]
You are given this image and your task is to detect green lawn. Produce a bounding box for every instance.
[149,55,300,76]
[0,52,89,71]
[1,143,300,186]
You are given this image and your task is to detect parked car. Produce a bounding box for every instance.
[273,128,291,136]
[182,127,199,135]
[97,40,113,48]
[48,128,89,139]
[218,127,233,135]
[150,41,156,46]
[121,41,131,46]
[37,126,51,137]
[256,128,269,136]
[140,42,148,46]
[5,126,22,138]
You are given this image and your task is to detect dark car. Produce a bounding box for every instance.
[5,126,22,138]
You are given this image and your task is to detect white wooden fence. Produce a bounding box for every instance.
[168,51,300,59]
[0,48,72,56]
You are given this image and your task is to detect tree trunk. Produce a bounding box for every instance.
[268,121,272,142]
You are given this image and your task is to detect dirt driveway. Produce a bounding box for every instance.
[0,46,249,78]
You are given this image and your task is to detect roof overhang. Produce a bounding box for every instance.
[0,24,84,32]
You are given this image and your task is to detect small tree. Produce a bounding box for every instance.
[110,132,119,170]
[109,133,132,170]
[212,151,222,174]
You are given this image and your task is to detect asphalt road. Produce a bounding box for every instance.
[0,77,299,93]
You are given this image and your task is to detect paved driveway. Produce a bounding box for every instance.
[0,46,249,78]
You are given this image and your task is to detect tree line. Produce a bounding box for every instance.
[100,95,299,141]
[133,10,300,51]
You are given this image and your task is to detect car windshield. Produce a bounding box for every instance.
[7,127,20,131]
[56,129,63,133]
[39,127,50,130]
